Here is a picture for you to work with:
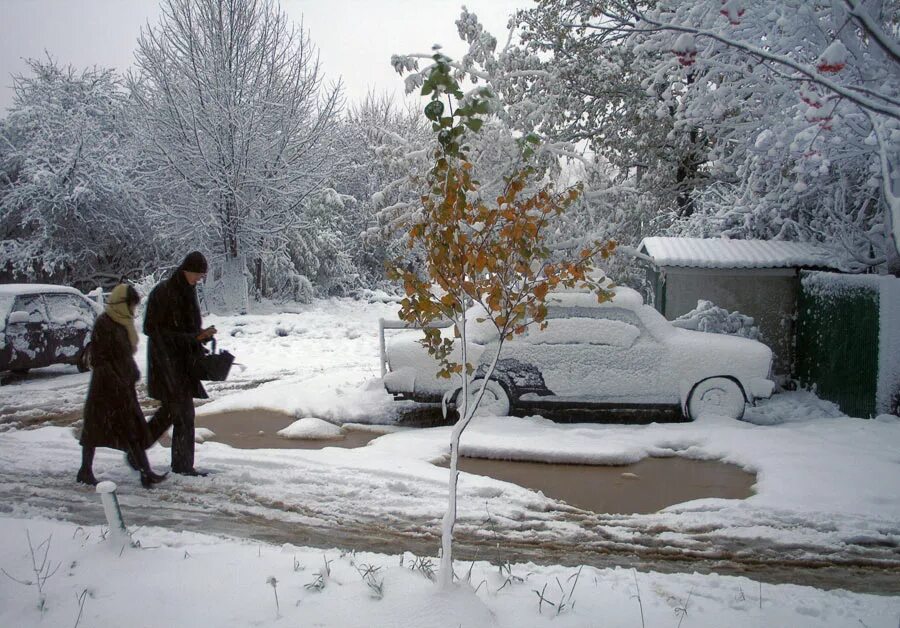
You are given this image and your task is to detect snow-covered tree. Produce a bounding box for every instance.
[0,58,159,288]
[601,0,900,273]
[391,9,656,256]
[395,3,899,274]
[128,0,343,309]
[334,93,433,288]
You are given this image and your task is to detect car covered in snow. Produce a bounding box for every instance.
[381,287,774,420]
[0,284,101,376]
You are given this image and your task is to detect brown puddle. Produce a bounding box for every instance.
[448,456,755,514]
[195,409,378,450]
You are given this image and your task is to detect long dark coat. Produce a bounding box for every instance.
[143,269,207,401]
[80,314,150,450]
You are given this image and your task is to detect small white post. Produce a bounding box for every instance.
[96,481,129,542]
[378,319,387,377]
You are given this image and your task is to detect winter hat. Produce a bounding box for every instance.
[180,251,208,273]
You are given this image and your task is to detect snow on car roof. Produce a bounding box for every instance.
[0,283,86,297]
[638,237,839,270]
[547,285,644,310]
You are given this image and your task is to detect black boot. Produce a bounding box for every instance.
[125,450,139,470]
[76,467,98,486]
[131,445,167,489]
[140,470,167,489]
[77,446,98,485]
[173,468,208,477]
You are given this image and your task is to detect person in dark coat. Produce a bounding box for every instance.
[77,284,167,489]
[143,251,217,476]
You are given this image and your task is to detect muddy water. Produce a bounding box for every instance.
[448,456,755,514]
[195,409,377,449]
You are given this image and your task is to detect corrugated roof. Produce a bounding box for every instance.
[638,237,839,270]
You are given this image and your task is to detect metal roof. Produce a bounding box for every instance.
[638,237,839,270]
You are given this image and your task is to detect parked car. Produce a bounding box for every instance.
[0,284,101,376]
[381,287,775,420]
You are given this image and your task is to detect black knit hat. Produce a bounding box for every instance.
[181,251,208,273]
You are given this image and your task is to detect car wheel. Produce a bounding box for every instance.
[461,379,511,418]
[687,377,746,420]
[77,343,92,373]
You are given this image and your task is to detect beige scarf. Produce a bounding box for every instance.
[105,284,139,353]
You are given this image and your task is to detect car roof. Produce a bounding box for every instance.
[0,284,87,298]
[545,285,645,310]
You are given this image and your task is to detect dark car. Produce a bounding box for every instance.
[0,284,101,377]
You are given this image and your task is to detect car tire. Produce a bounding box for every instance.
[77,343,92,373]
[461,379,511,418]
[687,377,746,420]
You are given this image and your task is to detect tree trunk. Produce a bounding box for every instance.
[220,254,250,314]
[885,207,900,277]
[218,193,250,312]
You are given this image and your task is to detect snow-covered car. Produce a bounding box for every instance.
[0,284,101,376]
[381,287,775,420]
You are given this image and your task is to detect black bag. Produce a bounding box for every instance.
[195,339,235,381]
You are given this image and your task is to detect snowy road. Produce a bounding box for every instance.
[2,297,899,597]
[1,461,898,594]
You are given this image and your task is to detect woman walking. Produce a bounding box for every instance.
[77,284,166,489]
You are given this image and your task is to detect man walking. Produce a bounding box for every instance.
[144,251,217,476]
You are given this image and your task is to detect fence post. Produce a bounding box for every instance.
[96,481,130,542]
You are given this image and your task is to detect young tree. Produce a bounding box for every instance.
[129,0,343,309]
[389,55,615,588]
[0,58,159,288]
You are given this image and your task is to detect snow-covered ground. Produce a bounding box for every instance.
[1,515,898,628]
[1,297,899,627]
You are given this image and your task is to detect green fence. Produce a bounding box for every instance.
[795,272,880,418]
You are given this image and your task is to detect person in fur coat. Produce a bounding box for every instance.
[77,284,166,489]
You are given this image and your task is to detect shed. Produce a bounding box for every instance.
[637,237,840,376]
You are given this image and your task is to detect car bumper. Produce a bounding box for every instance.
[749,377,775,400]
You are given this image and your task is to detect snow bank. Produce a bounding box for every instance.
[277,417,342,440]
[672,299,760,339]
[2,517,895,628]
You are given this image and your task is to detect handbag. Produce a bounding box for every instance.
[196,338,235,381]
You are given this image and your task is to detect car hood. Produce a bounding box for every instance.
[384,333,486,397]
[669,328,773,379]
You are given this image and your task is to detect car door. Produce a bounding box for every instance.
[44,293,96,364]
[509,306,674,404]
[6,294,52,369]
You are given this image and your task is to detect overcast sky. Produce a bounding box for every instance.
[0,0,531,112]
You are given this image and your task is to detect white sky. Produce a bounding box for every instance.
[0,0,531,112]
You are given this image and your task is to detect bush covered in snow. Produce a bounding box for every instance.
[672,300,761,340]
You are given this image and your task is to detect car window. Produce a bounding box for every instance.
[10,295,48,325]
[524,317,640,348]
[45,294,95,328]
[547,306,642,326]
